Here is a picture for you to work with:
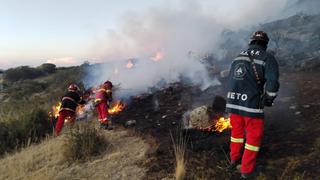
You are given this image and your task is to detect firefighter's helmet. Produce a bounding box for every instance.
[250,31,269,43]
[68,84,80,92]
[103,80,113,89]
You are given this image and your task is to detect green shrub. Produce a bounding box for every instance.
[0,109,53,155]
[63,122,108,162]
[4,66,44,82]
[37,63,56,74]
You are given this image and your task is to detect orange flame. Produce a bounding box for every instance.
[214,117,232,133]
[76,104,86,116]
[50,102,62,119]
[126,59,134,69]
[108,101,126,115]
[151,51,164,62]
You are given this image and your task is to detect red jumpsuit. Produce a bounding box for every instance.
[230,113,264,174]
[95,87,112,125]
[54,90,85,136]
[55,110,75,136]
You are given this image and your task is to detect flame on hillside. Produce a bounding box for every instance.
[126,59,135,69]
[108,101,126,115]
[213,117,231,133]
[151,51,164,62]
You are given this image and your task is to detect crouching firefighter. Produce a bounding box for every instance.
[226,31,280,178]
[95,80,113,130]
[55,84,85,136]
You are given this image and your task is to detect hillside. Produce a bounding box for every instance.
[1,12,320,179]
[0,127,149,180]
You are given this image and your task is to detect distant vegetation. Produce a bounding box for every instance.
[3,63,56,82]
[0,64,88,155]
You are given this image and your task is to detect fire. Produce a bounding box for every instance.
[213,117,232,133]
[108,101,126,115]
[126,59,134,69]
[151,51,164,62]
[50,102,62,118]
[76,104,86,116]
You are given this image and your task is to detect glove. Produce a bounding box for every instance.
[264,97,274,107]
[264,99,273,107]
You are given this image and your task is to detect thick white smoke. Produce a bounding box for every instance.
[84,0,299,99]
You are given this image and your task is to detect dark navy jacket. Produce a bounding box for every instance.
[226,45,280,118]
[60,90,85,113]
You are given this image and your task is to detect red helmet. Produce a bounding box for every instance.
[68,84,80,92]
[103,80,113,89]
[250,31,269,43]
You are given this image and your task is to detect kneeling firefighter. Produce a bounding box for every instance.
[55,84,85,136]
[95,80,113,130]
[226,31,280,178]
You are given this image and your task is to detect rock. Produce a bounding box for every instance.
[289,105,296,110]
[161,115,167,119]
[125,120,136,127]
[295,111,301,115]
[303,104,310,108]
[188,105,211,128]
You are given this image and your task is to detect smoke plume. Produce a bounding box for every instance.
[84,0,314,99]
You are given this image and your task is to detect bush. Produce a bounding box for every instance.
[37,63,56,74]
[0,109,53,155]
[63,122,108,162]
[4,66,44,82]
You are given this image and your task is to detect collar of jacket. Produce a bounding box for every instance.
[248,44,267,51]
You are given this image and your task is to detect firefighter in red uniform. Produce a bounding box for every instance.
[226,31,280,178]
[95,81,113,130]
[55,84,85,136]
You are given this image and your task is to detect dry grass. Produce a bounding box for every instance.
[0,128,149,180]
[63,122,108,162]
[170,130,188,180]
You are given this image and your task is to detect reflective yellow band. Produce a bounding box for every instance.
[245,143,260,152]
[231,137,244,143]
[95,99,102,103]
[98,89,112,93]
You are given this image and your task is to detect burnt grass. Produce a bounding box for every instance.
[113,69,320,179]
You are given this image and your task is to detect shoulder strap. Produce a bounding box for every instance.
[247,51,261,85]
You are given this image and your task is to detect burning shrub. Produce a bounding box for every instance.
[63,122,108,162]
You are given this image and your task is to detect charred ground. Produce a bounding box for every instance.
[112,68,320,179]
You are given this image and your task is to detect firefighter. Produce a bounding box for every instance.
[226,31,279,178]
[55,84,85,136]
[95,80,113,130]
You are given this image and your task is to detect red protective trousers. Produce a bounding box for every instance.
[230,113,264,174]
[96,101,109,125]
[55,110,76,136]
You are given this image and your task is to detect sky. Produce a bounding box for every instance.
[0,0,291,69]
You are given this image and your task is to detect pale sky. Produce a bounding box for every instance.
[0,0,289,69]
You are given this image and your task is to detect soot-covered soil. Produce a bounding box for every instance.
[113,69,320,179]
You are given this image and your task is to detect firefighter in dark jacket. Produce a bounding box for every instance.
[226,31,280,178]
[55,84,85,136]
[95,80,113,130]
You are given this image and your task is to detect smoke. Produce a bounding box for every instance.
[84,0,313,99]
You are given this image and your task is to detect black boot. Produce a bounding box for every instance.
[100,123,108,129]
[227,160,240,172]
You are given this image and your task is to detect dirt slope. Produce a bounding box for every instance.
[0,128,149,180]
